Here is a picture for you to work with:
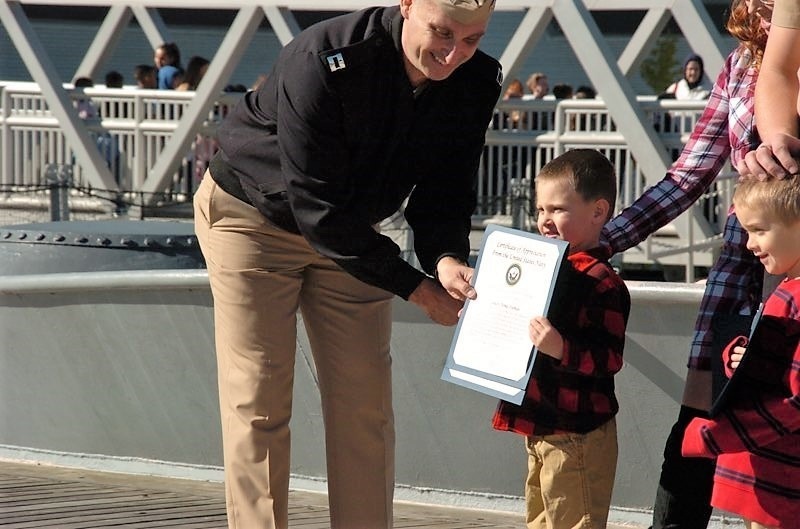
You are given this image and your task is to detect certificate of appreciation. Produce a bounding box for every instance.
[441,224,568,404]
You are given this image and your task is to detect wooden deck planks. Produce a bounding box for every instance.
[0,461,524,529]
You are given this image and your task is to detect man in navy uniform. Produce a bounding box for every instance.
[193,1,501,527]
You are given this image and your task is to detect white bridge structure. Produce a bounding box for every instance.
[1,0,733,276]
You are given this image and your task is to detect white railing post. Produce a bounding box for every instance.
[0,83,9,186]
[133,91,147,191]
[553,99,564,156]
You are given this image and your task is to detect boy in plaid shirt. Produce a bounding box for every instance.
[493,149,631,528]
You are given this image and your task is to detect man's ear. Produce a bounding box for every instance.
[399,0,412,18]
[594,198,610,224]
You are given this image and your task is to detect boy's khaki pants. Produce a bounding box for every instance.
[525,417,618,529]
[194,176,395,529]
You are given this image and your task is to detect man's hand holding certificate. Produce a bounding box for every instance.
[441,224,568,404]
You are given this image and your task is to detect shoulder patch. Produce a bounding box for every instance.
[460,50,503,87]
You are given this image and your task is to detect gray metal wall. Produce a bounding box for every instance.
[0,270,704,523]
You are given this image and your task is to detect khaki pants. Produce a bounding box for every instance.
[193,176,395,529]
[525,418,618,529]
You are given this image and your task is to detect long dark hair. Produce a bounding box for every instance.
[182,56,210,90]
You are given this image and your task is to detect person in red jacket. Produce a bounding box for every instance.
[682,175,800,529]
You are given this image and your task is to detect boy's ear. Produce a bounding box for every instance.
[593,198,610,224]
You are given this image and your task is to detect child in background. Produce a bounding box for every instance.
[501,78,526,130]
[492,149,631,528]
[682,176,800,529]
[133,64,157,89]
[72,77,97,120]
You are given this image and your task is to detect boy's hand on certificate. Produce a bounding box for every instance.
[529,316,564,360]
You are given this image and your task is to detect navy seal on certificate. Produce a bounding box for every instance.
[442,224,568,403]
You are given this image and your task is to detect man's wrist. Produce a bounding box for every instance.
[434,254,466,280]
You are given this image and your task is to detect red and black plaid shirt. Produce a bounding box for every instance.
[492,248,630,436]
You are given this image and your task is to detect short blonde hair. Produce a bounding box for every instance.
[430,0,496,24]
[733,177,800,225]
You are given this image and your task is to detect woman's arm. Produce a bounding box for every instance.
[738,6,800,178]
[602,52,739,254]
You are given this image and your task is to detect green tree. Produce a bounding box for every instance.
[640,35,680,94]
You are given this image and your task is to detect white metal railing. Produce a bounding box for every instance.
[0,82,727,274]
[481,97,728,219]
[0,82,244,201]
[479,96,731,278]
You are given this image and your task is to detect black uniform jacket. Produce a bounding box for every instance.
[210,6,502,299]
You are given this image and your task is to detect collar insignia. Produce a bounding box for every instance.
[326,52,346,72]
